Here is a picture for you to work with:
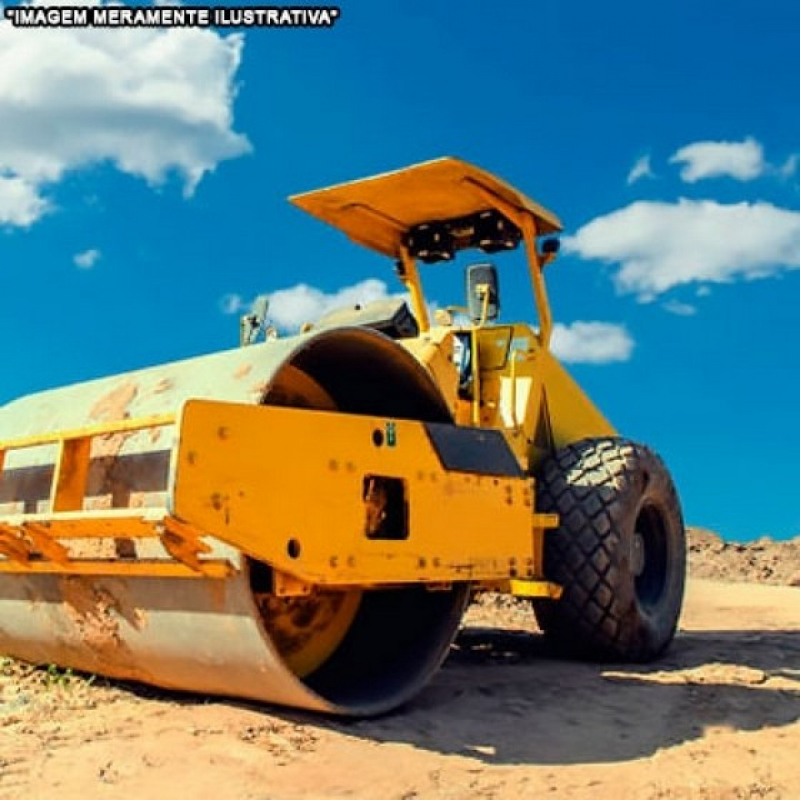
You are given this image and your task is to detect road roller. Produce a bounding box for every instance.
[0,158,687,716]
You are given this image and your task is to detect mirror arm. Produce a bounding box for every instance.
[475,283,491,327]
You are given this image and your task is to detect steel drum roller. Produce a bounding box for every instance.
[0,328,469,716]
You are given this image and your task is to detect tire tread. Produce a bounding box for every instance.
[534,437,686,662]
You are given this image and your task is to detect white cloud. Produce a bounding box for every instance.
[670,137,765,183]
[73,248,101,269]
[0,175,47,226]
[663,299,697,316]
[224,281,633,365]
[564,198,800,298]
[269,280,397,329]
[550,321,634,364]
[0,0,250,227]
[219,293,246,315]
[221,279,400,330]
[627,155,654,185]
[779,154,799,179]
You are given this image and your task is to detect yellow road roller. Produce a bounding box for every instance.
[0,158,686,716]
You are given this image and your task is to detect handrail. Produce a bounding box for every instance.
[0,413,176,454]
[0,412,177,514]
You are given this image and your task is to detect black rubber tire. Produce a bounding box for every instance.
[533,437,686,662]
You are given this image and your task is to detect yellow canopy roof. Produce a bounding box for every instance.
[290,157,563,257]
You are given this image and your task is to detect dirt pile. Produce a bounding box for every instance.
[688,526,800,586]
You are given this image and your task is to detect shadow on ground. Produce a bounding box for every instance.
[320,627,800,766]
[6,626,798,770]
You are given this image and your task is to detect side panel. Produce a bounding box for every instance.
[536,349,617,448]
[172,400,543,585]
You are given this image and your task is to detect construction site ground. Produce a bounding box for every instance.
[1,528,798,799]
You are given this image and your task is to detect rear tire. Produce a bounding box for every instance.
[533,438,686,661]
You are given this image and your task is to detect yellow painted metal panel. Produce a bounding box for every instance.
[0,509,168,538]
[173,399,542,585]
[0,529,29,563]
[290,157,562,257]
[0,510,232,577]
[51,436,92,512]
[537,349,617,448]
[397,245,431,331]
[0,559,233,578]
[400,328,460,415]
[507,579,563,599]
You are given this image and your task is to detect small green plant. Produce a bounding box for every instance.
[41,663,97,690]
[44,663,74,687]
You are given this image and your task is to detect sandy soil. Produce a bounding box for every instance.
[1,534,799,799]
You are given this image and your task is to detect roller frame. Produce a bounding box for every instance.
[0,400,559,587]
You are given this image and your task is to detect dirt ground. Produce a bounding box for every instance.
[1,528,798,799]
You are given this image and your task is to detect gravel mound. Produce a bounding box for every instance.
[688,526,800,586]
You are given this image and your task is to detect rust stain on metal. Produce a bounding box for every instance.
[60,576,126,659]
[66,538,116,559]
[129,492,147,509]
[250,380,270,399]
[88,382,140,462]
[206,576,230,612]
[152,378,173,394]
[92,431,134,459]
[209,492,231,525]
[257,592,350,660]
[85,495,113,512]
[233,363,253,379]
[90,381,139,422]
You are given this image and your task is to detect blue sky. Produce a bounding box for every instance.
[1,0,798,540]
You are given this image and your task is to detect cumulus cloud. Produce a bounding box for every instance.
[564,198,800,298]
[221,279,400,330]
[0,175,47,226]
[223,281,632,365]
[550,321,634,364]
[73,248,101,269]
[0,0,250,227]
[627,155,654,185]
[670,137,766,183]
[663,299,697,316]
[780,154,799,179]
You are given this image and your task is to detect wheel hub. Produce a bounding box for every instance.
[631,531,646,577]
